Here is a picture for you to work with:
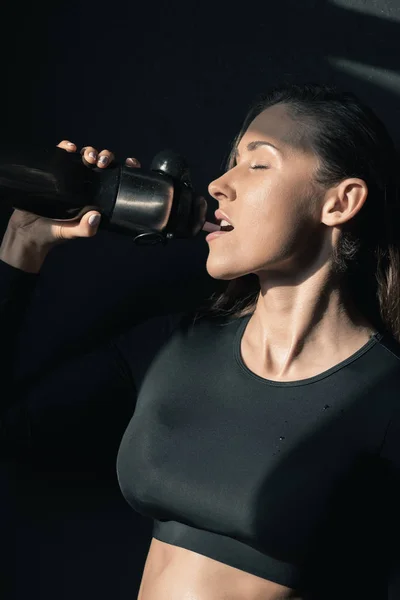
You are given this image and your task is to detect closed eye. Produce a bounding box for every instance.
[250,165,269,170]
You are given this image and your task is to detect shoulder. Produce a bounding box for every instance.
[113,311,244,390]
[177,310,245,336]
[376,332,400,363]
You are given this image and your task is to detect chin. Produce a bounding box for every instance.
[206,256,249,281]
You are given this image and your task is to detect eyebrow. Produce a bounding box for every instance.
[234,140,282,159]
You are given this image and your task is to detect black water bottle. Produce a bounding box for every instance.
[0,146,208,245]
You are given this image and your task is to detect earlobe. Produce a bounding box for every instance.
[321,178,368,227]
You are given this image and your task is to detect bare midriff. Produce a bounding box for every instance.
[137,538,302,600]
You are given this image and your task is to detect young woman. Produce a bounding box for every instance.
[1,82,400,599]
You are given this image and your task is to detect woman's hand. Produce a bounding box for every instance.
[6,139,141,245]
[0,140,141,272]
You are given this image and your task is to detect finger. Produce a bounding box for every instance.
[96,149,115,169]
[125,157,141,168]
[80,146,99,166]
[53,211,102,240]
[57,140,77,152]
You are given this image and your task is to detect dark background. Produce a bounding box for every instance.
[1,0,400,597]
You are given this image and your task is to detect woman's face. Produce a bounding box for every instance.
[206,103,326,281]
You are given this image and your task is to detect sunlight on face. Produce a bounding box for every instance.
[206,104,324,281]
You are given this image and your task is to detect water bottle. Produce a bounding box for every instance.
[0,146,211,245]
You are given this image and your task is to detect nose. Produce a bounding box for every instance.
[208,172,233,203]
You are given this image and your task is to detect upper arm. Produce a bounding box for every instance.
[1,340,135,460]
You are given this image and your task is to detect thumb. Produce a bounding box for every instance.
[80,211,102,235]
[54,211,102,240]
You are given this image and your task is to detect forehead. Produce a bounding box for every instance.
[239,103,306,153]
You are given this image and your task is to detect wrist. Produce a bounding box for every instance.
[0,227,53,273]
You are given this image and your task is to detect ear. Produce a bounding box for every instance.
[321,178,368,227]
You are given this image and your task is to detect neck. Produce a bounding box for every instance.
[246,262,375,380]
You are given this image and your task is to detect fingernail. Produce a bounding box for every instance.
[88,151,97,160]
[67,142,75,147]
[98,155,109,165]
[88,214,101,227]
[127,157,139,166]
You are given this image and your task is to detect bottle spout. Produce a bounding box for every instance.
[202,220,220,233]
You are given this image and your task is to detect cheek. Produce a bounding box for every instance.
[206,180,318,279]
[240,183,301,247]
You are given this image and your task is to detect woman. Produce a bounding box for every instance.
[1,82,400,599]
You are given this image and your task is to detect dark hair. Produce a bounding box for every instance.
[200,82,400,340]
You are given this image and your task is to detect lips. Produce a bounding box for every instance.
[205,209,235,242]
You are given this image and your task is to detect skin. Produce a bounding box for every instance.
[0,105,376,598]
[207,103,375,382]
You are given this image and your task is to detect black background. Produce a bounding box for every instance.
[2,0,400,597]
